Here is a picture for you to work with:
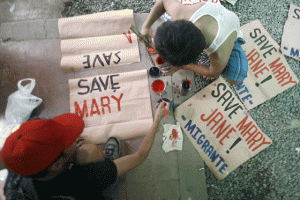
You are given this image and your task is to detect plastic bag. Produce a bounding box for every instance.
[5,79,42,124]
[0,119,20,149]
[162,122,183,153]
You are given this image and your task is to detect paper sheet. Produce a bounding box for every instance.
[58,9,140,72]
[69,69,153,143]
[281,3,300,62]
[234,20,299,110]
[175,77,272,180]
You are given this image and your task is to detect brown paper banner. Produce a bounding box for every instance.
[175,77,272,180]
[281,3,300,61]
[58,9,140,72]
[233,20,299,110]
[69,69,153,143]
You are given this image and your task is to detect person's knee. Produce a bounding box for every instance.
[225,77,240,85]
[76,144,106,164]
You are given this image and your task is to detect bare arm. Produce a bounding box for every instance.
[75,144,106,164]
[113,101,170,177]
[141,0,187,42]
[182,52,224,78]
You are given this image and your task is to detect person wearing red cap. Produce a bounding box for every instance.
[2,101,170,200]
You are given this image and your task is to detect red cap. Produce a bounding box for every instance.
[1,113,84,176]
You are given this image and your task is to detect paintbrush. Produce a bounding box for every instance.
[160,93,168,119]
[130,25,157,51]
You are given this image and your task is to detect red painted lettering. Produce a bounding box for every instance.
[247,131,263,149]
[254,66,269,78]
[75,100,88,118]
[101,96,111,114]
[252,136,272,152]
[123,31,132,43]
[243,124,258,141]
[90,98,100,117]
[247,49,260,65]
[250,59,265,73]
[200,108,218,122]
[207,112,223,130]
[219,127,236,145]
[214,120,230,138]
[111,93,124,111]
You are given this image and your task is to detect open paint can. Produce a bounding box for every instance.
[155,56,166,66]
[158,98,172,109]
[180,79,192,96]
[151,79,165,94]
[149,66,160,78]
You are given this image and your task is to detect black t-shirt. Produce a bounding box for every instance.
[33,158,118,200]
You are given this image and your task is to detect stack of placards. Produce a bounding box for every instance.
[58,9,140,72]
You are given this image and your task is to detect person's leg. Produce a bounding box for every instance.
[222,37,248,85]
[102,137,121,200]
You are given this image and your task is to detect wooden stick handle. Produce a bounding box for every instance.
[130,25,157,51]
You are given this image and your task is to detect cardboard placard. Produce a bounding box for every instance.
[234,20,299,110]
[175,77,272,180]
[281,3,300,61]
[69,69,153,143]
[58,9,140,72]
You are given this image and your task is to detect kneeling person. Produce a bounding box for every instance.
[2,101,170,200]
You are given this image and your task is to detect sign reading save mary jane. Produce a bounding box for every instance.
[234,20,298,110]
[175,77,272,180]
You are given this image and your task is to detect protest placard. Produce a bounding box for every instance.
[175,77,272,180]
[58,9,140,72]
[281,3,300,62]
[69,69,153,143]
[234,20,299,110]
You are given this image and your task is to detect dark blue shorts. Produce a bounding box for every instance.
[222,37,248,83]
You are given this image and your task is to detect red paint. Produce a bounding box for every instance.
[74,93,124,118]
[169,129,179,140]
[148,47,156,54]
[182,78,192,86]
[123,31,132,43]
[155,56,166,66]
[151,80,165,94]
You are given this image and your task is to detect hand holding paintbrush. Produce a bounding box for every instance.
[155,100,170,121]
[130,25,156,51]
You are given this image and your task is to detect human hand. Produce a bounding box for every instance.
[160,64,181,76]
[140,26,153,48]
[154,101,170,122]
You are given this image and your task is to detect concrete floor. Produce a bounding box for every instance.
[0,1,208,200]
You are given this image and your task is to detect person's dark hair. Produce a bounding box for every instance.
[154,20,206,67]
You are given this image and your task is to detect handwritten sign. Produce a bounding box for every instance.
[58,9,140,72]
[69,69,153,143]
[281,3,300,62]
[234,20,299,110]
[175,77,272,180]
